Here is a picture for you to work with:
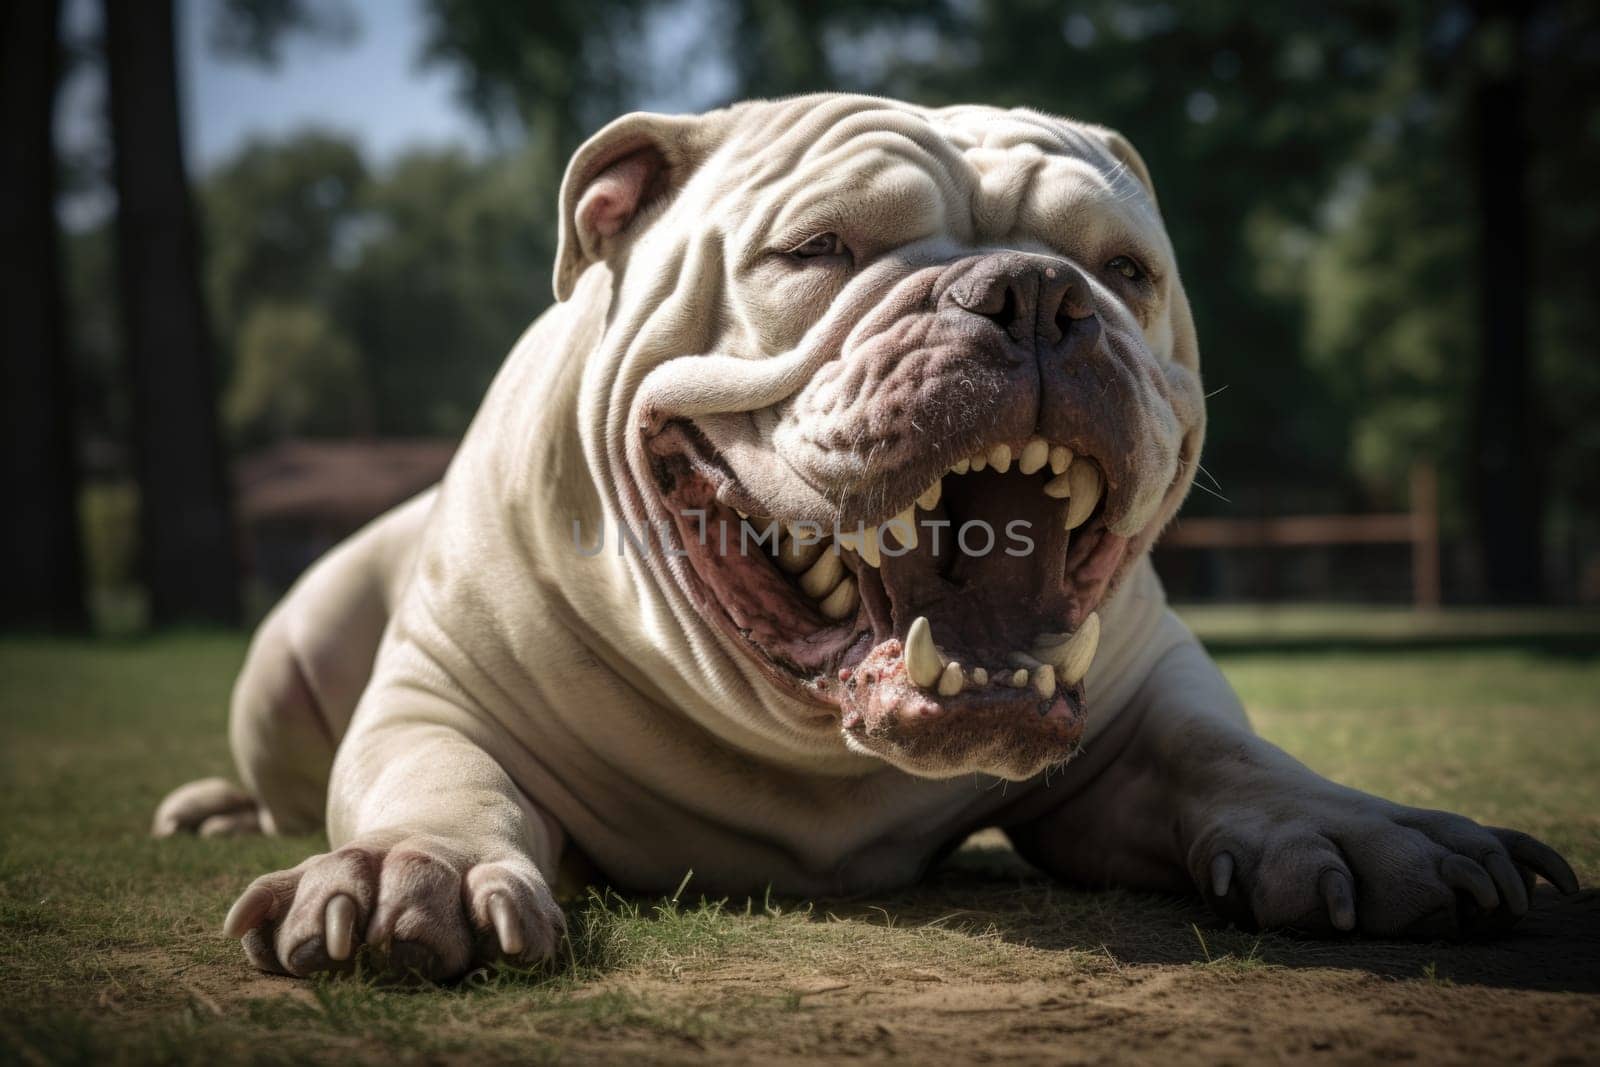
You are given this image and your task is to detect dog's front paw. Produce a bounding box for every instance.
[1186,788,1579,938]
[222,833,564,981]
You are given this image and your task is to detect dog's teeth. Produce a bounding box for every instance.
[1064,461,1102,530]
[837,526,882,568]
[905,616,943,688]
[886,507,917,549]
[969,451,988,472]
[798,548,844,597]
[1049,445,1073,475]
[950,459,970,475]
[987,443,1012,473]
[1006,668,1029,688]
[970,667,988,687]
[937,661,964,696]
[859,529,882,567]
[818,576,858,620]
[1042,471,1073,499]
[1007,651,1044,670]
[916,480,942,511]
[1034,612,1101,685]
[735,509,749,519]
[776,527,825,573]
[1032,664,1057,699]
[1018,437,1049,475]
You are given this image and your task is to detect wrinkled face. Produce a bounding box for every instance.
[584,98,1205,779]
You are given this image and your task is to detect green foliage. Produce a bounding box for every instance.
[202,131,367,352]
[188,131,552,439]
[332,145,555,435]
[224,302,366,444]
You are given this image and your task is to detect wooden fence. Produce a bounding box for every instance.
[1159,463,1441,608]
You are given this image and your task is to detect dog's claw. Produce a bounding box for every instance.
[325,894,356,961]
[1495,827,1580,895]
[487,892,524,957]
[1210,852,1234,897]
[1319,868,1356,931]
[1482,851,1529,916]
[1440,854,1498,910]
[222,883,275,939]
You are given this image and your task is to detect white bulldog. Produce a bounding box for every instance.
[156,95,1578,981]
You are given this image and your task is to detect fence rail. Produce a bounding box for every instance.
[1160,464,1441,608]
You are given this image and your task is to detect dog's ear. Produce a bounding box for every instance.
[1090,126,1159,212]
[554,111,711,302]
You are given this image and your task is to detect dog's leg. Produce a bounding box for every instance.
[1006,621,1579,937]
[221,697,567,980]
[153,491,434,839]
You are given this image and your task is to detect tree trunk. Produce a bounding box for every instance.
[1470,1,1543,603]
[0,0,85,631]
[103,0,239,624]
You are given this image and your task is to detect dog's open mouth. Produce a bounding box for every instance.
[648,422,1139,767]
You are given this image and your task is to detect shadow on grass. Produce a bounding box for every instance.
[802,842,1600,994]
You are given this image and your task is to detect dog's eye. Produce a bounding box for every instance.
[790,232,847,259]
[1105,255,1146,282]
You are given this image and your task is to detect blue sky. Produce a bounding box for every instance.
[55,0,485,226]
[54,0,732,228]
[175,0,487,170]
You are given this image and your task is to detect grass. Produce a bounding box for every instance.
[2,607,1597,1064]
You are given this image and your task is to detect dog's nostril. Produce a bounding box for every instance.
[990,287,1019,333]
[1053,284,1095,329]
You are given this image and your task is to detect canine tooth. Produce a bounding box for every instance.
[1006,668,1029,688]
[987,443,1012,473]
[1042,471,1073,499]
[1018,437,1049,475]
[917,481,942,511]
[971,667,988,687]
[950,459,970,475]
[886,507,917,549]
[818,576,858,620]
[937,661,964,696]
[905,616,943,688]
[1035,612,1101,685]
[1064,461,1102,530]
[736,509,749,519]
[1032,664,1057,699]
[798,549,844,597]
[970,451,988,472]
[1049,445,1073,475]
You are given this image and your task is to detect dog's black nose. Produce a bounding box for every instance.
[949,253,1096,347]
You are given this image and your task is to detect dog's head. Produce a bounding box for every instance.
[559,95,1204,779]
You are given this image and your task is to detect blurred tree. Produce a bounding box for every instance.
[103,0,239,625]
[191,134,548,440]
[225,303,367,444]
[207,0,357,64]
[1467,0,1538,603]
[335,146,552,434]
[1,0,85,630]
[202,132,368,352]
[1528,1,1600,596]
[420,0,650,161]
